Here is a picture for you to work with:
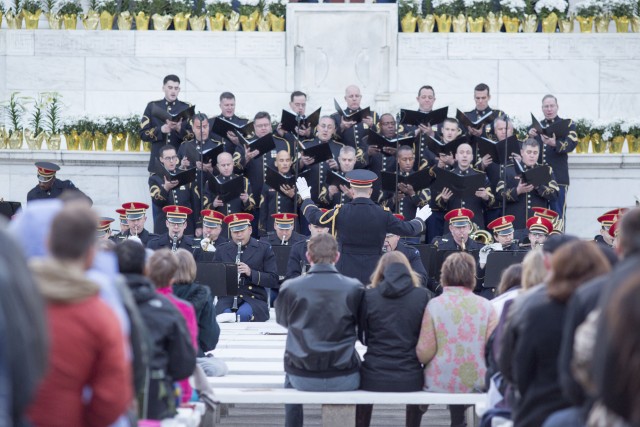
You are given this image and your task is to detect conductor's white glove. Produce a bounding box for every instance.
[415,205,432,222]
[296,177,311,200]
[479,245,492,265]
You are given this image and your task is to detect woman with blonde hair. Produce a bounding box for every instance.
[356,251,430,427]
[416,252,498,427]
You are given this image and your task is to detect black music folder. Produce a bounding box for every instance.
[367,130,416,153]
[434,249,480,282]
[280,107,321,133]
[0,201,21,219]
[237,132,276,157]
[271,245,292,281]
[530,114,572,139]
[399,106,449,127]
[431,168,487,198]
[210,116,254,138]
[300,141,334,165]
[515,161,553,187]
[425,134,468,156]
[477,136,521,165]
[325,170,350,188]
[150,104,195,123]
[182,142,224,165]
[484,251,528,288]
[265,167,310,191]
[456,109,498,130]
[380,168,435,193]
[208,175,245,202]
[195,262,239,296]
[333,99,371,123]
[154,161,197,187]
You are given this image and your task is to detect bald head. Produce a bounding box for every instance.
[217,152,234,177]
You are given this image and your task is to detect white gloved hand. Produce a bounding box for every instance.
[296,177,311,200]
[216,313,237,323]
[415,205,432,222]
[490,242,503,251]
[479,245,492,265]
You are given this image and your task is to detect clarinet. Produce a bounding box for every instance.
[232,241,243,322]
[171,233,178,252]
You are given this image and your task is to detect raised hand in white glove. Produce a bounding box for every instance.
[415,205,432,222]
[490,242,503,251]
[479,245,492,265]
[296,177,312,200]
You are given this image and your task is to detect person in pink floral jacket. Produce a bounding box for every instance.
[416,252,498,427]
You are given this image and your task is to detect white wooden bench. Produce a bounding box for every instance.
[211,388,486,427]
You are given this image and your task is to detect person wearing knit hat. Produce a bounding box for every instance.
[27,161,85,202]
[297,170,431,284]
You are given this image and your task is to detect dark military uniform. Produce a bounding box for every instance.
[301,197,425,284]
[319,172,353,209]
[496,163,559,230]
[594,234,613,248]
[140,98,190,172]
[112,229,157,247]
[258,178,300,236]
[147,234,198,253]
[26,178,83,202]
[260,231,306,247]
[379,170,430,221]
[285,240,310,281]
[213,238,279,322]
[242,134,293,204]
[205,174,255,216]
[435,165,495,230]
[299,138,346,204]
[331,108,375,168]
[177,137,223,181]
[463,107,505,140]
[192,235,229,261]
[148,172,201,235]
[395,241,428,288]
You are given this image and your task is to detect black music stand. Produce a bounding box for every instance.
[195,262,239,297]
[0,201,21,219]
[271,245,292,282]
[484,251,528,289]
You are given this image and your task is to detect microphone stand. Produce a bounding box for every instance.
[501,116,509,217]
[198,113,205,218]
[293,114,302,220]
[394,112,401,214]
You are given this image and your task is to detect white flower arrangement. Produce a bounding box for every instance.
[399,0,421,17]
[464,0,491,18]
[605,0,636,17]
[534,0,568,18]
[500,0,526,17]
[572,0,605,18]
[432,0,459,15]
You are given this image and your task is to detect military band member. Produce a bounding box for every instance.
[528,95,578,227]
[608,219,621,250]
[214,213,279,322]
[115,208,129,236]
[113,202,157,247]
[433,208,484,252]
[408,85,439,169]
[383,215,429,288]
[26,162,84,202]
[299,116,347,204]
[331,85,374,167]
[319,145,356,208]
[192,209,228,260]
[210,91,248,149]
[276,91,313,141]
[259,150,299,235]
[380,145,430,231]
[464,83,504,140]
[140,74,190,172]
[285,219,330,281]
[486,215,521,251]
[147,205,198,253]
[297,170,431,284]
[436,142,495,230]
[260,213,305,246]
[496,138,559,230]
[206,152,255,216]
[594,211,625,248]
[149,145,201,236]
[178,113,223,184]
[244,112,293,218]
[521,216,554,249]
[97,217,115,240]
[368,113,406,175]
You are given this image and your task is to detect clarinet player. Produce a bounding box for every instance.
[147,205,198,254]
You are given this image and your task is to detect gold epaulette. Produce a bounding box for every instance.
[319,205,341,237]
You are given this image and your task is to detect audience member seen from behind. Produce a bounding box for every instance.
[416,252,498,427]
[147,249,198,404]
[356,251,431,427]
[491,263,522,317]
[114,240,196,420]
[0,227,48,427]
[172,248,228,377]
[508,241,610,427]
[275,234,364,427]
[594,274,640,426]
[27,206,132,427]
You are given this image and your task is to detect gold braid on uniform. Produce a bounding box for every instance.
[140,116,150,129]
[319,205,341,237]
[150,184,165,201]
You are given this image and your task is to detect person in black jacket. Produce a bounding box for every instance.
[26,161,86,202]
[382,223,429,289]
[276,233,365,427]
[356,251,430,427]
[114,240,196,420]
